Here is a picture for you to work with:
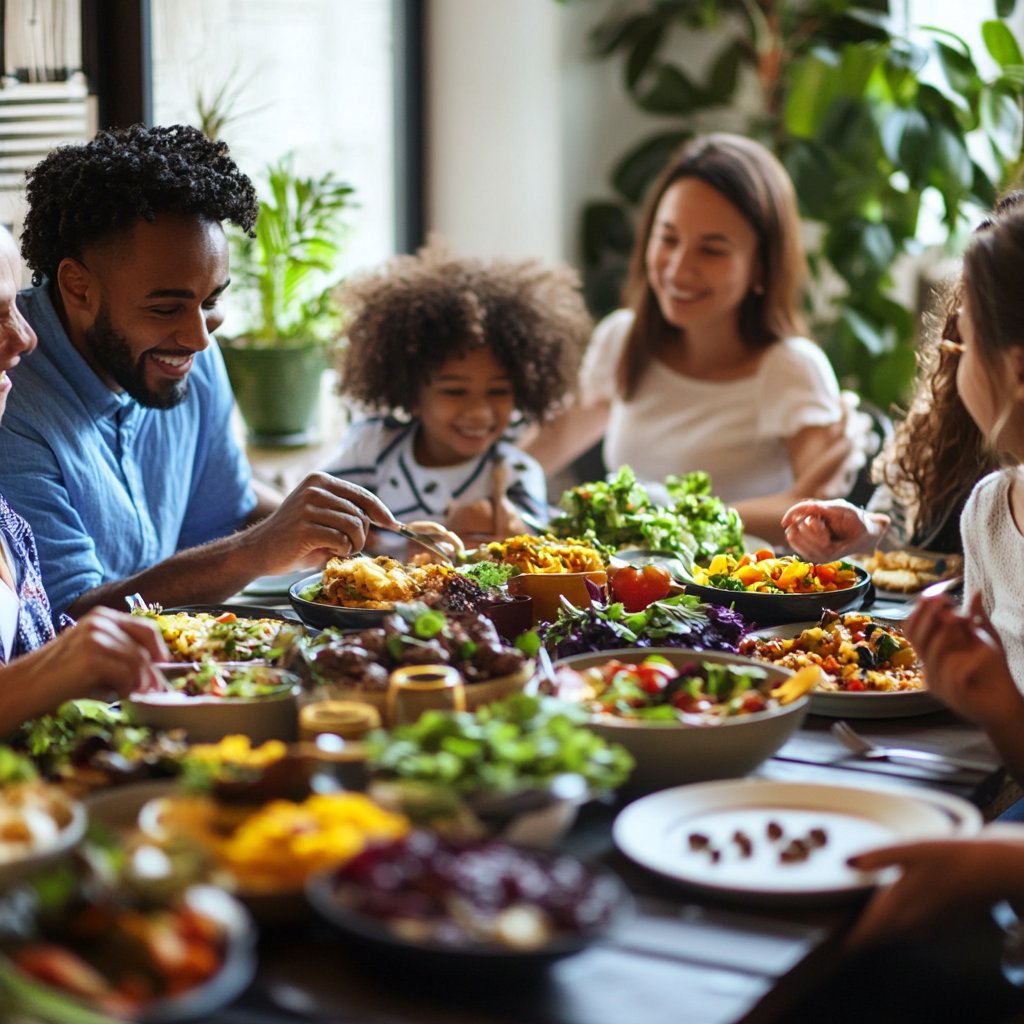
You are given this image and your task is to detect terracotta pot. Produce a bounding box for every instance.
[507,571,608,625]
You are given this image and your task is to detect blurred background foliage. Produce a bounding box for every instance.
[575,0,1024,410]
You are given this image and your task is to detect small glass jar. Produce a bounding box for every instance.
[387,665,466,726]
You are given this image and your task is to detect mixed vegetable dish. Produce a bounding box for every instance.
[692,552,860,595]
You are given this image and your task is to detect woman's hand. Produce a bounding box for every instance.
[905,592,1023,730]
[781,499,890,561]
[847,830,1024,948]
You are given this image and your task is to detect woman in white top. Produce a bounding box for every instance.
[525,134,850,543]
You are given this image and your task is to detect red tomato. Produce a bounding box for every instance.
[740,692,767,714]
[821,656,841,675]
[609,565,672,613]
[845,679,866,692]
[635,661,677,694]
[214,612,237,623]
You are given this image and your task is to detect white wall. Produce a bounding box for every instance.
[429,1,1024,269]
[426,0,563,261]
[151,0,396,335]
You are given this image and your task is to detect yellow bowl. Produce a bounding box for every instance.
[507,571,607,625]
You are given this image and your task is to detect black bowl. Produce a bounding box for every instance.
[288,574,389,631]
[684,566,873,627]
[305,861,632,973]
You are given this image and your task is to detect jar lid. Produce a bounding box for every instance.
[299,700,381,741]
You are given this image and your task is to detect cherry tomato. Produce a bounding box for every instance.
[635,660,677,694]
[609,564,672,613]
[845,679,865,692]
[740,692,767,714]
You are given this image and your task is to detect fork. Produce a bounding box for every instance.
[388,523,457,565]
[830,720,997,774]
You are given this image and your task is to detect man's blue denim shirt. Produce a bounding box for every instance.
[0,283,256,622]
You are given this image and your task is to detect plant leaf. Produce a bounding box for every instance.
[997,0,1017,16]
[612,130,692,204]
[982,20,1024,69]
[633,64,706,114]
[981,84,1024,161]
[785,56,836,139]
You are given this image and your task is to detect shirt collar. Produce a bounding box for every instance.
[17,281,134,420]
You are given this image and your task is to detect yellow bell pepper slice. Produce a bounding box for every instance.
[770,665,821,704]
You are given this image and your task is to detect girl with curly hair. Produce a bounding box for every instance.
[324,242,591,551]
[782,196,1024,562]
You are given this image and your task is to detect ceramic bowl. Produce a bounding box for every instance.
[553,648,807,794]
[683,567,873,628]
[0,884,257,1024]
[507,571,608,625]
[0,791,86,893]
[125,668,300,745]
[289,574,389,630]
[305,859,632,974]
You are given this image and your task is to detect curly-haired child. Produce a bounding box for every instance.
[323,242,591,552]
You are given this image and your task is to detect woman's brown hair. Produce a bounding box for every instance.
[879,192,1024,544]
[617,133,808,399]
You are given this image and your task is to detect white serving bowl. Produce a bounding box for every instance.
[0,790,86,893]
[124,668,299,745]
[553,648,807,794]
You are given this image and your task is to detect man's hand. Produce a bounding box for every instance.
[847,831,1024,948]
[26,608,168,701]
[904,592,1024,730]
[243,472,400,574]
[781,499,890,561]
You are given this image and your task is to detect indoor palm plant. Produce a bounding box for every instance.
[219,155,354,445]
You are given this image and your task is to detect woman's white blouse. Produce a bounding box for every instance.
[578,309,843,504]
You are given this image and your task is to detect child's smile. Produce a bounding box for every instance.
[413,346,515,467]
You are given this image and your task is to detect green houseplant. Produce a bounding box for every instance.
[571,0,1024,410]
[219,155,354,445]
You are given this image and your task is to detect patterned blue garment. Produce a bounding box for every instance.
[0,492,69,661]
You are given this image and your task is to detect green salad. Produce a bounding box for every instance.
[549,466,743,563]
[366,692,633,794]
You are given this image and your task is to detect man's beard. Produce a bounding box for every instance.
[84,305,190,410]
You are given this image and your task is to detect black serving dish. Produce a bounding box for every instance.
[305,859,632,974]
[288,574,388,631]
[684,566,873,627]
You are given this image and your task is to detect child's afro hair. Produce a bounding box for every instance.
[21,123,258,285]
[336,238,592,422]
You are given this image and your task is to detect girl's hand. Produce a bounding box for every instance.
[403,519,465,563]
[847,830,1024,948]
[905,592,1023,729]
[781,499,890,561]
[444,499,526,547]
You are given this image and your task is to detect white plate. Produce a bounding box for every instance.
[241,570,312,598]
[613,779,978,902]
[748,622,944,719]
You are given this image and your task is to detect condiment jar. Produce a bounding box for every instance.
[386,664,466,726]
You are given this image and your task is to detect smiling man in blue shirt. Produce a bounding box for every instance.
[0,124,398,622]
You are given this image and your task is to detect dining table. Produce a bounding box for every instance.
[189,591,1024,1024]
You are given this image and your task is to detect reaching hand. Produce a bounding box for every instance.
[904,592,1022,729]
[781,499,890,561]
[444,499,527,547]
[403,519,466,563]
[847,831,1024,948]
[245,472,400,574]
[23,607,168,702]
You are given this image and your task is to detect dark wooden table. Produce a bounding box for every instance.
[200,595,1022,1024]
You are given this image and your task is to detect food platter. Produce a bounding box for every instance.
[684,566,872,627]
[748,621,944,718]
[613,779,979,904]
[290,573,388,629]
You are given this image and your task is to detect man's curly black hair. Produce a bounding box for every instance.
[337,239,592,423]
[21,123,259,285]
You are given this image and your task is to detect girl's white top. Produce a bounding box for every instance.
[578,309,844,504]
[961,469,1024,690]
[324,417,548,557]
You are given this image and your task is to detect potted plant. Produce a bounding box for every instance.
[219,155,354,445]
